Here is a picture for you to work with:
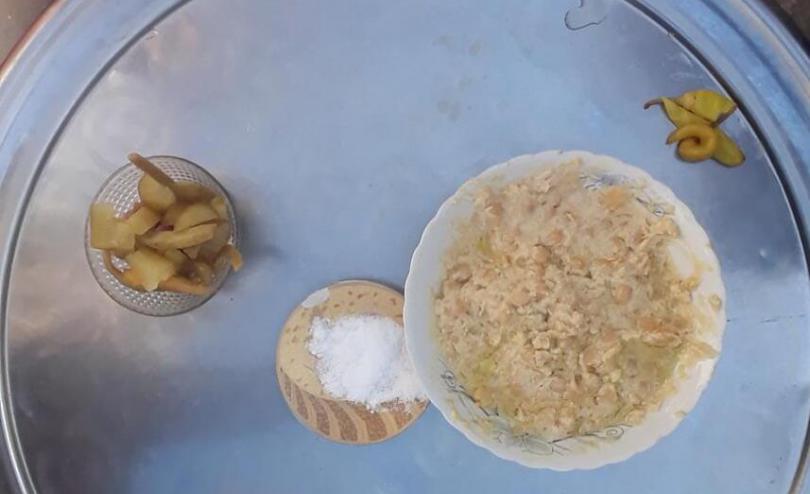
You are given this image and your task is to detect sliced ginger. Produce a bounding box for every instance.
[91,153,244,297]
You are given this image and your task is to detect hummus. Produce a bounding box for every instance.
[434,161,717,440]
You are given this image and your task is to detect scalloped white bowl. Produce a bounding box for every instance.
[404,150,726,470]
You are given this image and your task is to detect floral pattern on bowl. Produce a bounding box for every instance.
[440,366,630,458]
[404,150,726,470]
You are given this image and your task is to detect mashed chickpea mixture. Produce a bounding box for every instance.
[434,162,717,440]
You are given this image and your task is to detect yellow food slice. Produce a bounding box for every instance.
[174,202,219,231]
[124,206,161,235]
[90,203,135,252]
[713,129,745,167]
[674,89,736,123]
[129,153,177,189]
[103,251,144,291]
[183,245,201,259]
[163,248,188,268]
[666,124,719,162]
[218,244,244,271]
[120,270,144,290]
[192,261,215,286]
[138,174,176,212]
[210,196,229,220]
[198,222,231,261]
[140,223,217,251]
[161,203,187,227]
[125,247,178,291]
[645,97,709,128]
[174,181,215,202]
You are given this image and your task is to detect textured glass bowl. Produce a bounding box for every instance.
[85,156,239,316]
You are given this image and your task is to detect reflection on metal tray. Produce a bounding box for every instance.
[0,0,809,493]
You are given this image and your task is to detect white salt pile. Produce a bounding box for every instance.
[307,314,426,410]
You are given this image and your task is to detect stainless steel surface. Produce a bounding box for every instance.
[0,1,810,493]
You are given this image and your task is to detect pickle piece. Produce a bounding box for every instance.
[674,89,736,123]
[645,97,709,128]
[713,129,745,167]
[666,124,719,162]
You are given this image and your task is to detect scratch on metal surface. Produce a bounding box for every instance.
[726,313,807,325]
[758,314,807,325]
[564,0,608,32]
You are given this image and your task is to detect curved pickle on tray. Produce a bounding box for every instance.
[645,89,745,167]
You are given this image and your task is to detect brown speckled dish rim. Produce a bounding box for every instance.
[275,279,429,445]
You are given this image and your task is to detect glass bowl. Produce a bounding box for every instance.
[85,155,239,316]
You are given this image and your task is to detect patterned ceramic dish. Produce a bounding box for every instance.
[404,150,727,470]
[275,280,428,445]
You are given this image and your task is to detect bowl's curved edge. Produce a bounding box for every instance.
[403,150,727,470]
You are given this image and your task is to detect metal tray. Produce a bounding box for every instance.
[0,1,809,493]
